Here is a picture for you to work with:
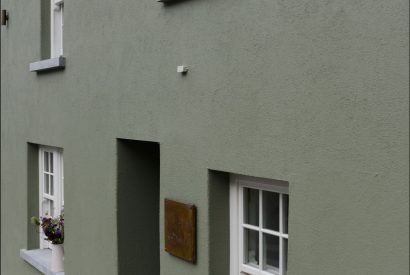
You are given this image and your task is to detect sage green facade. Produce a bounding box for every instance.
[1,0,408,274]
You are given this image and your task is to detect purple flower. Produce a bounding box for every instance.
[54,228,62,238]
[31,214,64,244]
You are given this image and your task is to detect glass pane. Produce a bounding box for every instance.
[283,238,288,275]
[44,152,49,172]
[50,200,54,216]
[42,200,49,216]
[244,188,259,226]
[283,194,289,234]
[262,191,279,231]
[50,175,54,196]
[44,174,49,194]
[50,152,54,173]
[42,199,54,216]
[244,229,259,268]
[263,234,279,273]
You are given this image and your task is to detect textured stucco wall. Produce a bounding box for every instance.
[1,0,408,274]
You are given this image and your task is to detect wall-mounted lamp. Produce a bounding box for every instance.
[177,65,189,74]
[1,10,9,26]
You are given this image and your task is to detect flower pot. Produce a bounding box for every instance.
[50,244,64,272]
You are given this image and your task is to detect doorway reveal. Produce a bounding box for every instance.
[117,139,160,275]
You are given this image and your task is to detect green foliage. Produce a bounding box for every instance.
[31,216,40,226]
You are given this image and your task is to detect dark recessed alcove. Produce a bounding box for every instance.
[117,139,160,275]
[27,143,40,249]
[208,170,230,275]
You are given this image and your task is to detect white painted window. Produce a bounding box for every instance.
[230,175,289,275]
[39,146,64,249]
[51,0,64,58]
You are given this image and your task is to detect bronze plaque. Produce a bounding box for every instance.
[164,199,196,263]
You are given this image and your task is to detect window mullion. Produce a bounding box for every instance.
[239,186,244,272]
[279,193,283,275]
[48,174,51,196]
[47,153,50,194]
[260,228,287,238]
[259,190,263,271]
[61,153,64,211]
[43,193,54,200]
[54,152,58,215]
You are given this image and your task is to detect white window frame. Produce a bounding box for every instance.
[39,146,64,249]
[230,174,289,275]
[51,0,64,58]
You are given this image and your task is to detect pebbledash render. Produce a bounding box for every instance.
[0,0,408,274]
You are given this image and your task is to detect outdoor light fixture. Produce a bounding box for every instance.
[1,10,9,26]
[177,65,189,74]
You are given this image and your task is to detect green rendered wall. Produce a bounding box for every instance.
[1,0,409,274]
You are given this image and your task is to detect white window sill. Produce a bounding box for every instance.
[20,249,64,275]
[29,57,65,72]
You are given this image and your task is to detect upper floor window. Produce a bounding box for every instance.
[28,0,65,71]
[39,146,64,248]
[230,175,289,275]
[51,0,64,58]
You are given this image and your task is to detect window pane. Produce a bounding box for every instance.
[263,234,279,273]
[50,200,54,216]
[42,199,49,216]
[283,194,289,234]
[244,188,259,226]
[44,174,49,194]
[244,229,259,268]
[283,238,288,275]
[50,175,54,196]
[262,191,279,231]
[42,199,54,217]
[50,152,54,173]
[44,152,49,172]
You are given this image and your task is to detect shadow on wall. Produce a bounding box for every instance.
[161,0,193,7]
[160,0,210,8]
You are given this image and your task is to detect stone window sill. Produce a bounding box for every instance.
[29,57,65,72]
[20,249,64,275]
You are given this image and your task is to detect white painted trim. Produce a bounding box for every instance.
[54,0,64,6]
[51,0,63,58]
[29,57,65,72]
[230,174,289,275]
[243,224,288,239]
[20,249,65,275]
[237,177,289,195]
[279,194,283,275]
[258,189,263,270]
[230,180,239,275]
[39,146,64,249]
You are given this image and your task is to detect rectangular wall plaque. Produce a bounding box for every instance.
[164,199,196,263]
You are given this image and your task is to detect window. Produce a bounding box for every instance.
[51,0,64,58]
[230,175,289,275]
[39,146,64,249]
[28,0,65,72]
